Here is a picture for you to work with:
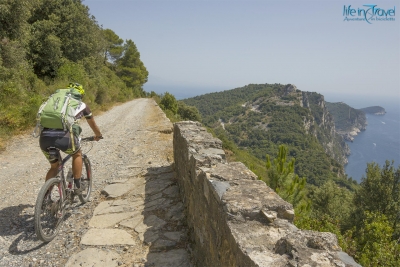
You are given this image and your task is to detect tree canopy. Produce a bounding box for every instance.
[183,84,351,187]
[0,0,148,147]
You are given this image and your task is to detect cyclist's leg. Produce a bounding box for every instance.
[41,130,83,191]
[64,134,83,192]
[40,130,61,182]
[72,149,83,184]
[46,162,59,181]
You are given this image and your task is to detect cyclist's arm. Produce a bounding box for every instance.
[86,117,102,140]
[79,104,102,141]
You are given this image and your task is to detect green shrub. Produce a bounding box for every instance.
[57,61,87,83]
[160,92,178,114]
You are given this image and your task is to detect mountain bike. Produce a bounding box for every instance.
[34,136,100,242]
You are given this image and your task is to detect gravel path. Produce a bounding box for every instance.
[0,98,188,267]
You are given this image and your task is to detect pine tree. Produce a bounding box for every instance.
[116,39,148,94]
[352,160,400,238]
[265,145,308,209]
[102,29,124,64]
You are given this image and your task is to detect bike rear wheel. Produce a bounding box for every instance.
[78,155,92,203]
[34,177,64,242]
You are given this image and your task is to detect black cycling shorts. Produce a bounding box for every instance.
[39,129,80,163]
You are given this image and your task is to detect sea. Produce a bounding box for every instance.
[146,83,400,184]
[325,95,400,183]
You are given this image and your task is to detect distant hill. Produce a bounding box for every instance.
[360,106,386,115]
[325,102,367,142]
[182,83,352,187]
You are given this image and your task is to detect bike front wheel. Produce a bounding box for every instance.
[34,177,64,242]
[78,155,93,203]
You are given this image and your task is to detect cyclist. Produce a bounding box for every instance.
[39,83,102,195]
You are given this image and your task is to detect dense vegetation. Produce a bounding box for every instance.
[2,2,398,265]
[303,160,400,266]
[0,0,148,149]
[150,91,202,123]
[183,84,400,266]
[326,102,367,132]
[183,83,353,187]
[360,106,386,114]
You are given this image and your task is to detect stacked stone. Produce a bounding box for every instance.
[173,121,361,267]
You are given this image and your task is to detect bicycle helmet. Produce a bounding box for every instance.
[68,82,85,95]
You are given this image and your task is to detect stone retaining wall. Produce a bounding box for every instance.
[173,121,361,267]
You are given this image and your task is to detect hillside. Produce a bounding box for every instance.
[325,102,367,142]
[360,106,386,115]
[182,83,352,187]
[0,0,148,149]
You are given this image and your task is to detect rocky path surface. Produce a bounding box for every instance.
[0,99,191,267]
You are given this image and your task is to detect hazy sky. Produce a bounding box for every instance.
[84,0,399,105]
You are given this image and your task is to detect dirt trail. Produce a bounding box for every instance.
[0,98,187,267]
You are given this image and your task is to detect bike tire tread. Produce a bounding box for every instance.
[78,156,92,203]
[34,177,63,242]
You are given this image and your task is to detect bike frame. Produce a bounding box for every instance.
[53,146,90,208]
[35,136,97,242]
[53,152,73,208]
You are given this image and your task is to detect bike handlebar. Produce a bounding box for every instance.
[81,136,104,142]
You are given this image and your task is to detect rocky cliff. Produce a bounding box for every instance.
[183,83,351,185]
[301,92,350,165]
[173,121,361,267]
[360,106,386,115]
[325,102,368,142]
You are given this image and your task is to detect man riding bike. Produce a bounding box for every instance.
[39,83,102,195]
